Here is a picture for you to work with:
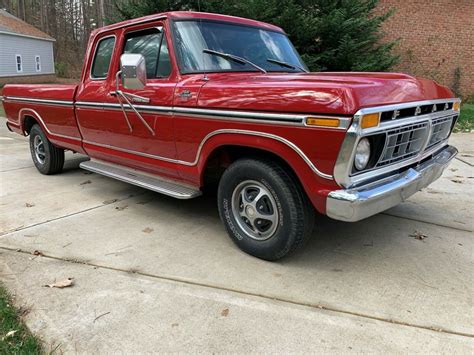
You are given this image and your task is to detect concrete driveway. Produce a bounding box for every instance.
[1,117,473,352]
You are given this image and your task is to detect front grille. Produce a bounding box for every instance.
[380,102,453,122]
[427,116,453,149]
[376,122,429,167]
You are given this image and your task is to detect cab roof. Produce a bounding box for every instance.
[93,11,285,36]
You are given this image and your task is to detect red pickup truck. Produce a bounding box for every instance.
[2,11,460,260]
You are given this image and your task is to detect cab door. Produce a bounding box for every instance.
[76,21,179,179]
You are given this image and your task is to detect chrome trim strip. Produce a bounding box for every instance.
[18,108,82,142]
[83,129,333,180]
[6,96,350,128]
[356,98,460,116]
[5,96,74,106]
[333,98,461,188]
[173,106,302,122]
[75,101,351,128]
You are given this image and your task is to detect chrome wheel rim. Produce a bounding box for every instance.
[231,180,279,241]
[33,135,46,164]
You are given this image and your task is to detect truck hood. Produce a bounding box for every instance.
[197,72,454,116]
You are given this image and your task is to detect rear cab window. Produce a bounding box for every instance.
[91,36,116,79]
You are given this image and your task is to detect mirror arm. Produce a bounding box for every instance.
[111,71,155,136]
[118,91,156,136]
[113,71,133,133]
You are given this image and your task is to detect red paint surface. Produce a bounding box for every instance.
[2,11,455,214]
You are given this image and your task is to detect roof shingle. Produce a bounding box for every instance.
[0,9,55,41]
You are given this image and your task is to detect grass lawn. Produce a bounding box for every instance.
[456,103,474,132]
[0,284,42,354]
[0,102,5,117]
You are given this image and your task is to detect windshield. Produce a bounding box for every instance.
[172,20,308,74]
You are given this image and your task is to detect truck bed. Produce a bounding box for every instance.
[2,83,83,153]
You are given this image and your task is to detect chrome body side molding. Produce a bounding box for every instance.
[84,129,334,180]
[17,108,82,142]
[3,96,351,129]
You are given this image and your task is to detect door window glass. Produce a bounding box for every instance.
[123,27,171,79]
[91,36,116,79]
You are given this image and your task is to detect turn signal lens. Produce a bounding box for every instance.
[360,113,380,129]
[453,101,461,111]
[306,117,340,128]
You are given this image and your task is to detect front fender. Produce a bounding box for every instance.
[196,130,342,214]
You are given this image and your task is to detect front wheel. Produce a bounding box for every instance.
[218,158,314,261]
[29,124,65,175]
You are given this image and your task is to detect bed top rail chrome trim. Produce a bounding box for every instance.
[4,96,74,106]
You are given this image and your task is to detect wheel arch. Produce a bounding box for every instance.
[18,108,47,136]
[196,131,338,214]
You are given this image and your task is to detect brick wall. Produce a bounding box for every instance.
[376,0,474,99]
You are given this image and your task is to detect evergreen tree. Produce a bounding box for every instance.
[115,0,398,72]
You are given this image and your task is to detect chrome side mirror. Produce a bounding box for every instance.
[120,53,146,90]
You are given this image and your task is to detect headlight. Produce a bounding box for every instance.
[354,138,371,171]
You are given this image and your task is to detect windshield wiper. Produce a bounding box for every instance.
[267,58,309,73]
[203,49,267,74]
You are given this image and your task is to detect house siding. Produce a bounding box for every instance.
[0,33,55,77]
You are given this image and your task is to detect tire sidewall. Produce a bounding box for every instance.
[29,125,52,174]
[218,159,302,260]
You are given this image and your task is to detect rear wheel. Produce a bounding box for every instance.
[218,158,314,261]
[29,124,64,175]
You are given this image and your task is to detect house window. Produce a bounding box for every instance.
[35,55,41,72]
[15,55,23,73]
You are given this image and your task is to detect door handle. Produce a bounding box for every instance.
[109,91,150,104]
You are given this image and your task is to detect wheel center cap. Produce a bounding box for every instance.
[245,205,255,217]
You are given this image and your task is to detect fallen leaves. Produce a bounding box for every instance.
[44,278,74,289]
[32,250,43,256]
[79,180,92,185]
[450,177,464,184]
[2,330,18,341]
[115,205,128,211]
[410,230,428,241]
[25,203,35,208]
[103,198,119,205]
[142,227,154,234]
[221,308,229,317]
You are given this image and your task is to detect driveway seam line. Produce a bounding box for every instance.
[455,157,473,167]
[381,212,472,232]
[1,246,472,339]
[0,193,144,237]
[1,166,34,173]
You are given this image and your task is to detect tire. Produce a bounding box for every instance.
[218,158,315,261]
[29,124,65,175]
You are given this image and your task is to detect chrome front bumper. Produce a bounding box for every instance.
[326,145,458,222]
